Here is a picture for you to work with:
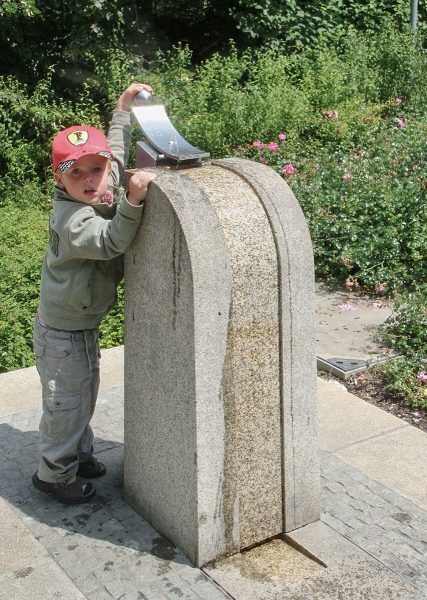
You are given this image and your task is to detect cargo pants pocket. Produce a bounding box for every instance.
[42,392,82,436]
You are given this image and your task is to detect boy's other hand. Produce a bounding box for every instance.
[127,171,157,206]
[116,82,154,112]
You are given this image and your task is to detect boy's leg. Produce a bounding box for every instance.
[33,321,100,484]
[75,327,106,478]
[76,328,100,463]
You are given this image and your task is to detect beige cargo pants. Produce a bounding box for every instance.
[33,318,100,484]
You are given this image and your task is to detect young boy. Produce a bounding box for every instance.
[32,83,156,504]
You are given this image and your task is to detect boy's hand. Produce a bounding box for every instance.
[127,171,157,206]
[116,82,154,112]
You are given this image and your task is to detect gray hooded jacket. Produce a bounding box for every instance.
[37,110,143,330]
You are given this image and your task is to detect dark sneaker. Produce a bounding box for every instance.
[77,456,106,479]
[32,472,96,504]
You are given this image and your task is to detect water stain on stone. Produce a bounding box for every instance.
[104,560,114,571]
[75,513,90,526]
[15,567,33,579]
[157,562,172,576]
[214,539,323,585]
[151,536,177,560]
[392,512,412,523]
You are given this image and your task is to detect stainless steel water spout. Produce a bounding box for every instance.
[131,91,210,168]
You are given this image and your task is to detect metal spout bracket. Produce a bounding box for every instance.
[131,93,210,169]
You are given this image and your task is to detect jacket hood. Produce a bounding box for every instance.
[53,185,120,219]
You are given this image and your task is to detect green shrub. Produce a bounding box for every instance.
[99,283,125,348]
[151,0,427,55]
[150,26,426,156]
[0,202,48,372]
[280,118,427,292]
[0,71,101,207]
[379,287,427,408]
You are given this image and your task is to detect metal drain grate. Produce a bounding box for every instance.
[317,356,367,379]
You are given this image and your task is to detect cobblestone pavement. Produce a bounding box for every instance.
[1,385,426,598]
[321,452,427,594]
[0,387,231,600]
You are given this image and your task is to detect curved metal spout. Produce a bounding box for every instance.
[131,94,210,168]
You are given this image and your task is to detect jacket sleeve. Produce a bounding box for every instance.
[66,199,143,260]
[107,110,132,186]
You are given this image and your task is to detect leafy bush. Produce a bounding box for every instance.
[0,0,140,83]
[280,118,427,292]
[147,33,425,296]
[0,202,48,371]
[379,287,427,408]
[145,28,426,296]
[150,0,427,55]
[99,283,125,349]
[152,26,426,155]
[0,71,101,207]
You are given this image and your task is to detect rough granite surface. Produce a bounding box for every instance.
[124,159,319,564]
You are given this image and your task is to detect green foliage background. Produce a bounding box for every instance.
[0,3,426,405]
[1,0,426,83]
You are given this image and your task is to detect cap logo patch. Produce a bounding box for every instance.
[67,131,89,146]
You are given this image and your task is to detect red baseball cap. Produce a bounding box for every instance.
[52,125,113,172]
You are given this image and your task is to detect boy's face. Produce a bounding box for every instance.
[55,155,111,205]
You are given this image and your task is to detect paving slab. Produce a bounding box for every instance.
[317,377,408,452]
[0,496,50,574]
[205,522,420,600]
[321,452,427,592]
[335,425,427,510]
[0,498,85,599]
[315,281,394,377]
[2,378,427,598]
[0,556,86,600]
[0,402,231,600]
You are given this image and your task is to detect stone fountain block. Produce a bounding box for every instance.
[124,158,319,567]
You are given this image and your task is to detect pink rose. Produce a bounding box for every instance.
[343,173,352,180]
[357,149,365,156]
[268,142,279,152]
[417,371,427,382]
[252,140,263,149]
[259,157,268,164]
[395,97,403,105]
[282,163,295,175]
[396,118,406,128]
[321,110,339,119]
[278,133,287,141]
